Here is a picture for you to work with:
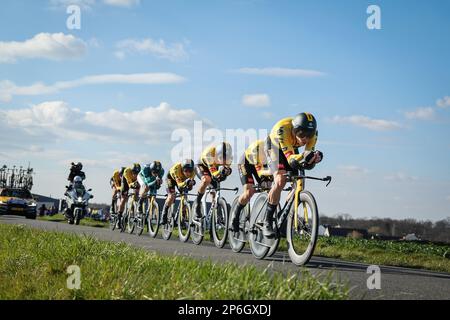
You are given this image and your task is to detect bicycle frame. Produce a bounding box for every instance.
[197,183,238,229]
[278,170,332,230]
[172,190,197,221]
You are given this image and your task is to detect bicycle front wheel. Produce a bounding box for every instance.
[126,199,136,234]
[178,200,191,243]
[147,199,160,238]
[190,201,204,245]
[286,191,319,266]
[228,196,249,253]
[162,205,174,241]
[211,198,229,248]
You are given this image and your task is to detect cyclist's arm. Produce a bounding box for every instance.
[202,149,221,178]
[305,131,318,152]
[255,165,272,178]
[277,128,303,164]
[124,169,136,186]
[172,167,188,188]
[146,177,158,188]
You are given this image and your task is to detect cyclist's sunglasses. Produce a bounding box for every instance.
[295,130,315,139]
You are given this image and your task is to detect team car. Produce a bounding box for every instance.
[0,187,37,219]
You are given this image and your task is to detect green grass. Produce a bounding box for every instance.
[39,213,450,274]
[39,213,108,228]
[277,236,450,273]
[0,224,348,300]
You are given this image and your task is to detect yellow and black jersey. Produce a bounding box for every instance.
[199,145,231,179]
[269,117,317,163]
[123,167,137,186]
[244,140,271,178]
[111,170,121,188]
[168,163,196,189]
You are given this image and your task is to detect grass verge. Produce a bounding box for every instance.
[38,213,108,228]
[39,214,450,274]
[0,224,348,300]
[277,237,450,273]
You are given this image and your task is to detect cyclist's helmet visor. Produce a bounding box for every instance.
[294,128,316,139]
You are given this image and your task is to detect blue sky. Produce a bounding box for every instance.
[0,0,449,221]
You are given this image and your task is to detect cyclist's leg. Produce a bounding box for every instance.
[119,176,129,215]
[194,164,211,219]
[110,180,116,213]
[162,176,176,224]
[137,175,148,213]
[261,137,289,237]
[232,155,256,231]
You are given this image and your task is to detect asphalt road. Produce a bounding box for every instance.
[1,215,450,300]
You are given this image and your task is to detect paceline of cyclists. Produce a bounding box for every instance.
[107,112,324,260]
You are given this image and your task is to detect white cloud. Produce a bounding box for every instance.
[1,101,210,144]
[234,67,326,77]
[115,38,189,61]
[49,0,139,9]
[0,33,87,63]
[262,112,275,119]
[338,165,369,177]
[404,107,435,120]
[0,73,186,102]
[242,94,271,107]
[436,96,450,109]
[329,115,402,131]
[384,172,418,182]
[49,0,96,10]
[103,0,140,7]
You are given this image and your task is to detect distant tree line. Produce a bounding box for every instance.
[320,214,450,243]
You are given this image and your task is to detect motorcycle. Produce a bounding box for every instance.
[64,176,94,225]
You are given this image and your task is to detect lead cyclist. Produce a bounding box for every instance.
[261,112,324,238]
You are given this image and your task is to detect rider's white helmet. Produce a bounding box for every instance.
[215,142,233,165]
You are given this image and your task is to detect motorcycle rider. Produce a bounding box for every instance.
[67,162,86,191]
[64,175,86,220]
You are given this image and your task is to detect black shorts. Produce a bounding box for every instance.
[120,175,129,196]
[238,154,261,186]
[265,136,294,173]
[166,174,177,194]
[195,163,219,189]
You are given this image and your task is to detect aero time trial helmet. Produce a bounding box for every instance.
[132,163,141,174]
[215,142,233,165]
[149,161,162,173]
[292,113,317,139]
[182,159,195,171]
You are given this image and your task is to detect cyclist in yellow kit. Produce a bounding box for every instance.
[161,159,196,224]
[109,167,125,214]
[194,142,233,221]
[230,139,273,233]
[261,113,323,237]
[118,163,141,224]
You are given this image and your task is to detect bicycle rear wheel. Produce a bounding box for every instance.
[126,199,136,234]
[162,205,174,240]
[286,191,319,266]
[178,200,191,243]
[228,196,249,253]
[147,199,160,238]
[248,193,276,259]
[211,198,229,248]
[109,196,118,231]
[190,201,204,245]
